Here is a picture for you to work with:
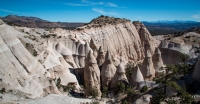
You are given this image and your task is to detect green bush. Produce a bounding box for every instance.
[89,88,99,98]
[117,81,126,93]
[63,84,76,92]
[125,87,136,96]
[0,88,5,94]
[102,86,108,97]
[140,86,148,93]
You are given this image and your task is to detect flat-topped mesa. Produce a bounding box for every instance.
[111,62,128,88]
[90,38,98,58]
[97,46,105,67]
[84,50,101,97]
[89,15,131,27]
[192,56,200,82]
[130,66,144,88]
[140,50,155,80]
[101,51,117,88]
[153,48,165,75]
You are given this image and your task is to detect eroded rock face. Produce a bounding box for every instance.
[140,50,155,80]
[111,62,128,88]
[84,51,101,97]
[90,39,98,58]
[97,46,105,67]
[0,19,4,25]
[0,17,158,101]
[130,66,144,87]
[0,24,60,99]
[152,48,165,74]
[192,56,200,82]
[101,51,116,88]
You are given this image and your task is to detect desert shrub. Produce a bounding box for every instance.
[102,86,108,97]
[64,83,76,92]
[122,100,132,104]
[125,86,136,96]
[89,88,98,98]
[117,81,126,93]
[125,62,135,82]
[140,85,148,93]
[0,88,5,94]
[92,100,100,104]
[33,49,38,56]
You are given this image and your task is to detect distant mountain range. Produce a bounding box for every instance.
[1,15,200,35]
[0,15,85,29]
[142,20,200,35]
[143,20,199,24]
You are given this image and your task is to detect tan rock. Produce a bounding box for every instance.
[101,51,116,88]
[130,66,144,87]
[97,46,105,67]
[111,62,128,88]
[140,50,155,80]
[0,19,4,25]
[152,48,165,74]
[90,38,98,58]
[78,44,86,68]
[84,51,101,97]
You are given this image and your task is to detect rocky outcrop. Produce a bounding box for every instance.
[111,62,128,88]
[133,21,156,54]
[152,48,165,74]
[101,51,116,88]
[0,19,4,25]
[0,24,60,99]
[192,56,200,82]
[84,51,101,97]
[140,50,155,80]
[97,46,105,67]
[130,66,144,87]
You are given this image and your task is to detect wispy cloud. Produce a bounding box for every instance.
[0,9,26,14]
[192,11,200,21]
[66,0,121,8]
[107,3,118,7]
[65,3,88,6]
[92,8,118,15]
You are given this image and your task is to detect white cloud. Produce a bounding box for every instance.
[92,8,118,15]
[66,0,120,8]
[65,3,88,6]
[107,3,118,7]
[0,9,25,14]
[192,12,200,21]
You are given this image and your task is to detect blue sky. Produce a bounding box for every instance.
[0,0,200,22]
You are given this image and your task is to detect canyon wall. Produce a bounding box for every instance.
[0,18,157,99]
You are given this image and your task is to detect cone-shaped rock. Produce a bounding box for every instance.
[153,48,165,74]
[97,46,105,67]
[192,56,200,82]
[111,63,128,88]
[140,50,155,80]
[101,51,116,88]
[130,66,144,87]
[78,44,86,68]
[84,50,101,97]
[90,38,98,58]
